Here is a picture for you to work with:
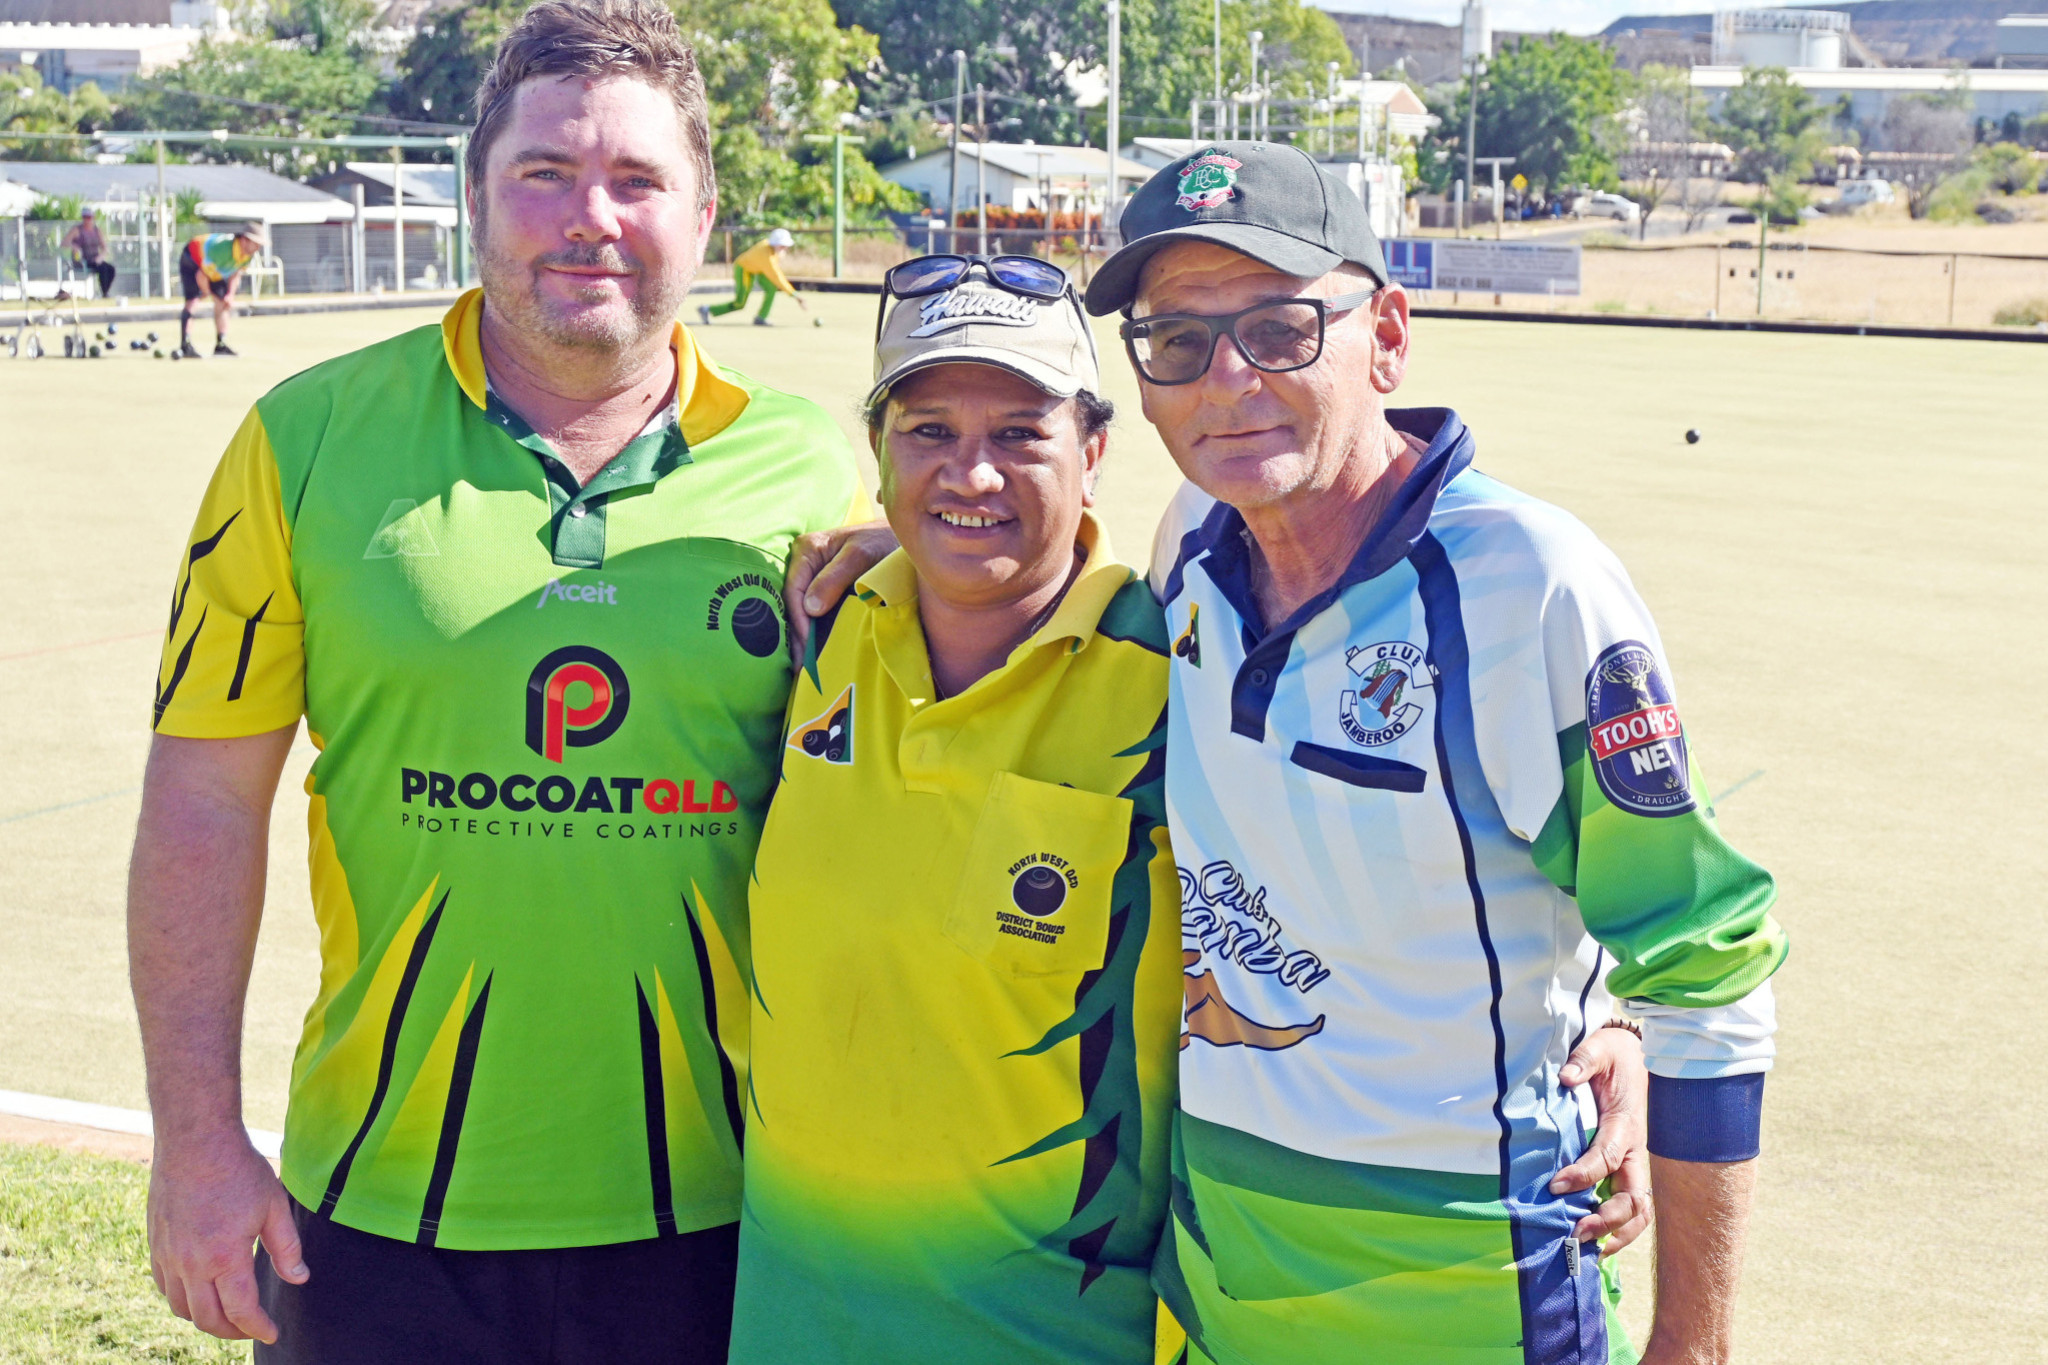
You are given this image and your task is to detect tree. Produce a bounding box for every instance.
[1619,63,1700,238]
[117,38,386,168]
[834,0,1350,149]
[1880,91,1972,219]
[1975,141,2039,196]
[2,67,114,160]
[385,0,527,124]
[674,0,917,226]
[1710,66,1828,183]
[1432,33,1625,199]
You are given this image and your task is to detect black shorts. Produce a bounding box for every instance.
[178,253,231,303]
[254,1199,739,1365]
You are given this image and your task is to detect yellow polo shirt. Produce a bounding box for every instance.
[731,515,1183,1365]
[732,241,797,295]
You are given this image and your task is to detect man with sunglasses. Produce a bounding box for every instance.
[1092,143,1787,1365]
[792,143,1785,1365]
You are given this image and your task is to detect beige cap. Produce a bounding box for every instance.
[867,277,1099,412]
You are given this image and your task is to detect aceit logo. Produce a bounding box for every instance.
[536,579,617,610]
[526,646,630,763]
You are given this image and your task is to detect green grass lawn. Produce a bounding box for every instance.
[0,1145,245,1364]
[3,294,2046,1360]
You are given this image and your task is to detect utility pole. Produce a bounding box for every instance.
[1249,30,1262,141]
[947,49,965,255]
[1462,1,1487,236]
[1106,0,1120,245]
[977,85,988,255]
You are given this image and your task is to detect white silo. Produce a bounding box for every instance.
[1712,9,1850,69]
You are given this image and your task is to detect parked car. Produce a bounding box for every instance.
[1570,191,1641,223]
[1833,177,1896,210]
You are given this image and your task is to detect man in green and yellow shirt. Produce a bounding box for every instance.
[131,3,862,1361]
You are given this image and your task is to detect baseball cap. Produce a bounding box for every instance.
[867,268,1099,412]
[1084,141,1389,316]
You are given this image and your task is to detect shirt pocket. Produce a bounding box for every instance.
[943,771,1132,978]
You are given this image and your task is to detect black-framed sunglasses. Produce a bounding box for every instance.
[1118,289,1377,386]
[875,254,1073,340]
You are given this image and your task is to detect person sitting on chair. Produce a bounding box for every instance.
[62,208,118,299]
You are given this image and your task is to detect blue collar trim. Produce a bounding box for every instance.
[1193,406,1474,642]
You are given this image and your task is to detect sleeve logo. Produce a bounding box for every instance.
[1585,641,1695,818]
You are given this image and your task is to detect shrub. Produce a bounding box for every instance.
[1992,298,2048,327]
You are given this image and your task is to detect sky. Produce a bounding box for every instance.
[1317,0,1725,35]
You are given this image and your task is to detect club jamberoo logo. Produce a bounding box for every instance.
[526,645,630,763]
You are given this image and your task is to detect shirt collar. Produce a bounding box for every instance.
[1191,406,1474,639]
[856,511,1133,657]
[439,286,750,448]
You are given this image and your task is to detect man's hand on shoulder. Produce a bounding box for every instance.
[148,1130,307,1343]
[782,521,898,666]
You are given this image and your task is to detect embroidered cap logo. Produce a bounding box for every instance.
[1175,150,1243,212]
[525,645,631,763]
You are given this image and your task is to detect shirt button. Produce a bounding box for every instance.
[568,504,588,519]
[1249,668,1271,687]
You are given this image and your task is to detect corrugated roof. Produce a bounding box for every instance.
[0,161,344,204]
[311,161,456,206]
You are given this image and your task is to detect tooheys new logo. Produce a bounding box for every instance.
[1585,640,1695,817]
[527,645,629,762]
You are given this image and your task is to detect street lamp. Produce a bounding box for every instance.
[1249,30,1262,141]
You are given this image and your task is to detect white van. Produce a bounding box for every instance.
[1835,178,1896,209]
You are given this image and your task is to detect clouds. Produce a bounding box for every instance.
[1320,0,1713,37]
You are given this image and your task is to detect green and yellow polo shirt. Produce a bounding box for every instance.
[732,517,1184,1365]
[152,288,868,1250]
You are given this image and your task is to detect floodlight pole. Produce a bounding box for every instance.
[155,137,170,301]
[391,144,406,293]
[1461,2,1488,236]
[1213,0,1222,112]
[1107,0,1121,246]
[453,134,469,288]
[977,86,988,255]
[948,50,965,254]
[1249,31,1262,141]
[1756,204,1767,316]
[833,133,847,279]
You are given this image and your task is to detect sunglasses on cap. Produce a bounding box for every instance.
[1119,289,1376,387]
[875,254,1075,341]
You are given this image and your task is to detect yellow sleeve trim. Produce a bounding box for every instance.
[153,407,307,737]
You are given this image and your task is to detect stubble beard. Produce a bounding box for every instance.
[475,214,693,355]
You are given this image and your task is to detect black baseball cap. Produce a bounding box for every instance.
[1084,141,1389,316]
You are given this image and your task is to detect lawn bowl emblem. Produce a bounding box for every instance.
[1585,640,1694,817]
[1176,151,1243,212]
[1340,641,1429,747]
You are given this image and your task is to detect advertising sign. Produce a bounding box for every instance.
[1382,239,1581,297]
